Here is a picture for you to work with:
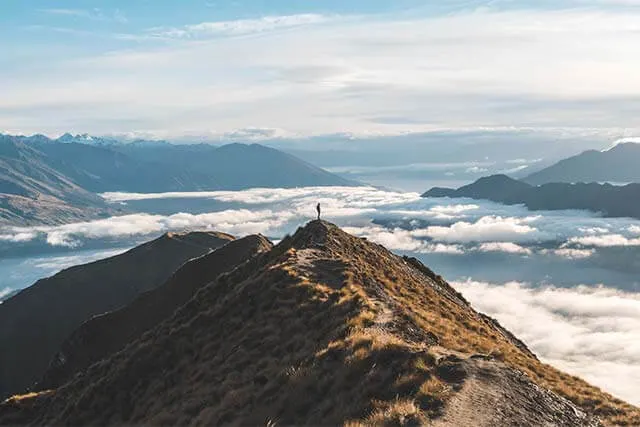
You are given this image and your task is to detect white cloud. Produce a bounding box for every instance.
[30,249,129,271]
[0,209,296,247]
[425,243,465,255]
[0,231,38,242]
[344,226,426,252]
[343,225,466,254]
[39,8,127,23]
[465,166,489,174]
[478,242,531,255]
[0,287,13,300]
[454,279,640,405]
[416,216,545,243]
[567,234,640,247]
[147,14,331,39]
[326,162,495,175]
[102,186,419,205]
[578,226,610,235]
[547,248,595,259]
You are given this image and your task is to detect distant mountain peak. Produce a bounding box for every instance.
[56,133,116,146]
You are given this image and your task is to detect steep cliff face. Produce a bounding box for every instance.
[2,222,638,425]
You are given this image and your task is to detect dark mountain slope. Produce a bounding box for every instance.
[0,231,234,400]
[424,174,640,219]
[524,142,640,185]
[2,222,637,425]
[41,235,273,390]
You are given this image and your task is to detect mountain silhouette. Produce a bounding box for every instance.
[424,174,640,219]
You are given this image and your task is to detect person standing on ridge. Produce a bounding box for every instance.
[316,203,321,220]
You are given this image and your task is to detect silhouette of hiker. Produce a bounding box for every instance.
[316,203,321,220]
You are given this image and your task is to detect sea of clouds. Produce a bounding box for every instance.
[2,186,639,254]
[2,186,640,403]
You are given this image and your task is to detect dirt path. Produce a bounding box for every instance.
[432,358,600,427]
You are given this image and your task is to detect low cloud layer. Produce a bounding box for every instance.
[478,242,531,255]
[454,280,640,405]
[568,234,640,247]
[4,187,640,256]
[417,216,545,243]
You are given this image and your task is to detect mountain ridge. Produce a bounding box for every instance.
[2,221,637,425]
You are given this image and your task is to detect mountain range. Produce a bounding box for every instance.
[424,174,640,219]
[1,221,638,425]
[523,142,640,185]
[0,134,357,225]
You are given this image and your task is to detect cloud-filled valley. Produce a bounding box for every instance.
[4,186,640,258]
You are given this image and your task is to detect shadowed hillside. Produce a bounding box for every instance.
[2,221,638,425]
[0,231,234,400]
[41,235,272,390]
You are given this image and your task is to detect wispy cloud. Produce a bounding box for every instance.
[39,8,128,24]
[146,14,332,39]
[5,7,640,137]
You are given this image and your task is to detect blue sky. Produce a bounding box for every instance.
[1,0,640,141]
